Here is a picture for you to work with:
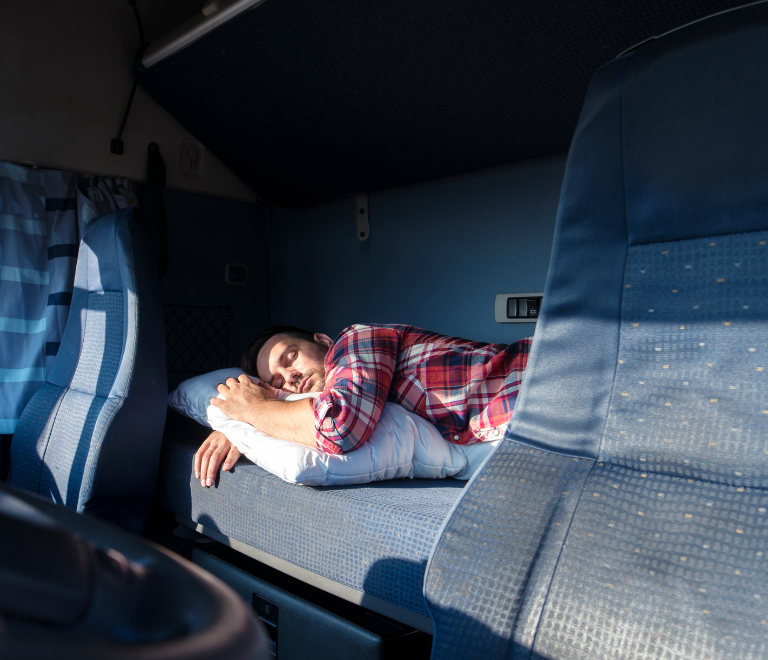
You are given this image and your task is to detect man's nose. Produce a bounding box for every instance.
[279,367,301,389]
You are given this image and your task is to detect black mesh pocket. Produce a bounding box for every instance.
[163,304,231,374]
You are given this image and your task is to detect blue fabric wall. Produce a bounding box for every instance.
[159,189,268,383]
[268,154,566,345]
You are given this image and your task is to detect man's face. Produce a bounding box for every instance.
[256,333,333,393]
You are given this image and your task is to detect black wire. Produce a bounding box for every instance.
[116,79,138,142]
[112,0,145,152]
[129,0,145,47]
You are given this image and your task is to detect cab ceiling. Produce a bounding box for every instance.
[135,0,749,206]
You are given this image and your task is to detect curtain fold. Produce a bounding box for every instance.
[76,174,139,234]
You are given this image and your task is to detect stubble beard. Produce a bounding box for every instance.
[305,342,329,393]
[307,368,326,393]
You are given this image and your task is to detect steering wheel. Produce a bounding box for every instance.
[0,483,267,660]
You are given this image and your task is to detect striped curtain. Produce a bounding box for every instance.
[0,163,79,434]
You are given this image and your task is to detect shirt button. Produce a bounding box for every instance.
[453,435,460,440]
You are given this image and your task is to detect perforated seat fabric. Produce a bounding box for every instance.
[10,208,166,534]
[156,411,464,618]
[425,4,768,659]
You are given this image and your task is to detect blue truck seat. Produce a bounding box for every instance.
[10,208,167,535]
[425,3,768,658]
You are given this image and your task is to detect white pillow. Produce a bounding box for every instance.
[168,368,246,427]
[167,368,296,427]
[168,370,504,485]
[209,396,471,486]
[453,438,502,479]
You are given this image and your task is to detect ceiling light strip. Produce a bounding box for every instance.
[141,0,267,68]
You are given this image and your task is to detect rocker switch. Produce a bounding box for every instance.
[495,293,544,324]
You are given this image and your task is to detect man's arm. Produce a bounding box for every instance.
[194,430,241,487]
[312,324,400,454]
[195,378,314,488]
[209,376,317,448]
[211,323,402,455]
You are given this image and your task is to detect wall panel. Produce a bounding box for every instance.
[269,155,566,345]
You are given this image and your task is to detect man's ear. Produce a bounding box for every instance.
[314,333,334,348]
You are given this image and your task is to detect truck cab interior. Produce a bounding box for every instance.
[1,1,766,658]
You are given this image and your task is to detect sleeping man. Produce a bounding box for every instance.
[194,324,531,487]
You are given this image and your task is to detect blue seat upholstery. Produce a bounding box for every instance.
[156,411,463,629]
[11,208,167,534]
[425,4,768,658]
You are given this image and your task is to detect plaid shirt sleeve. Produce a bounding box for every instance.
[312,325,401,454]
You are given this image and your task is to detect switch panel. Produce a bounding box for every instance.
[253,594,278,657]
[225,263,248,286]
[495,292,544,323]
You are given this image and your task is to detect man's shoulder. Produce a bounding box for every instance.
[334,324,466,349]
[334,323,410,342]
[328,324,410,363]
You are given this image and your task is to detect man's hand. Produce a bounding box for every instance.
[194,430,241,487]
[210,374,318,449]
[209,374,277,425]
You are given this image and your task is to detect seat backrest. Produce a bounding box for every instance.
[11,208,167,534]
[425,4,768,658]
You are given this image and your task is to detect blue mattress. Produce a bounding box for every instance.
[155,411,465,621]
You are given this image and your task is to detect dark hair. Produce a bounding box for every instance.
[240,325,316,376]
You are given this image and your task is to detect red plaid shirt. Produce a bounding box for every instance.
[312,324,532,454]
